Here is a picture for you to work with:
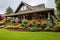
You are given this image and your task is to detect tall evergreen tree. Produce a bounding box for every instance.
[5,6,13,15]
[55,0,60,19]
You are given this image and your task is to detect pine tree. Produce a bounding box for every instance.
[5,6,13,15]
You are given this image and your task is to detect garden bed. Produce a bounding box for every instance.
[4,28,53,32]
[5,28,31,32]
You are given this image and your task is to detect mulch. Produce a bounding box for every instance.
[5,28,31,32]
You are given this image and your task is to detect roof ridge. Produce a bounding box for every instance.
[15,1,34,13]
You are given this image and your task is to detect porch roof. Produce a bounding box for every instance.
[5,8,54,17]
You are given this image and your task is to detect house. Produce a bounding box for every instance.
[5,1,56,25]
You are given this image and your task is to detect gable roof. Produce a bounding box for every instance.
[5,1,55,17]
[15,1,34,13]
[15,1,45,13]
[32,4,45,9]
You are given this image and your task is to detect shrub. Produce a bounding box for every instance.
[38,27,42,31]
[23,24,29,28]
[14,26,20,29]
[22,19,28,24]
[13,24,21,29]
[44,26,53,31]
[0,18,6,23]
[29,24,32,27]
[0,22,6,26]
[29,24,37,27]
[19,26,23,29]
[41,24,48,29]
[22,19,29,28]
[37,24,41,28]
[0,25,5,29]
[57,19,60,22]
[11,26,19,29]
[12,20,16,23]
[41,21,47,25]
[5,24,13,29]
[55,22,60,24]
[5,24,20,29]
[30,27,39,32]
[27,27,30,29]
[53,24,60,32]
[28,20,37,27]
[32,20,36,24]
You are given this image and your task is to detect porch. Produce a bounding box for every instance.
[5,10,55,25]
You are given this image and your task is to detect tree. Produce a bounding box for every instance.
[55,0,60,19]
[56,2,60,11]
[5,6,13,15]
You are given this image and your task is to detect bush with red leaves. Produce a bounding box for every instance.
[0,14,5,21]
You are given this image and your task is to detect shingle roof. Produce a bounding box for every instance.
[15,1,34,13]
[15,1,46,13]
[32,4,45,9]
[5,8,54,17]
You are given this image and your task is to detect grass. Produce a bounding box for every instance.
[0,29,60,40]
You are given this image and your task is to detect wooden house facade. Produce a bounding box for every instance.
[5,1,56,25]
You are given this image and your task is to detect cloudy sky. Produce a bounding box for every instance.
[0,0,56,14]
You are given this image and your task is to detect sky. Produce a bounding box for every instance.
[0,0,56,14]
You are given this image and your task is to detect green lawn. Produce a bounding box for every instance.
[0,29,60,40]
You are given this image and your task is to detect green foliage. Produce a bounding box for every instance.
[19,26,23,29]
[44,26,53,31]
[55,22,60,24]
[12,20,16,23]
[51,15,55,19]
[5,6,13,15]
[32,20,36,24]
[30,27,39,32]
[53,24,60,32]
[22,19,28,24]
[38,27,42,31]
[11,25,20,29]
[22,24,29,28]
[30,24,37,27]
[5,24,13,28]
[0,22,6,26]
[56,1,60,11]
[50,15,57,24]
[5,24,20,29]
[22,19,28,28]
[41,24,48,29]
[28,23,37,27]
[56,0,60,19]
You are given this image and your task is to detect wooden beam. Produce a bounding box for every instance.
[5,17,7,23]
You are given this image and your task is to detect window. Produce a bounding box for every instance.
[20,6,27,11]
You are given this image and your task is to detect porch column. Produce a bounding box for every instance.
[33,13,37,20]
[13,17,16,21]
[23,15,25,19]
[5,17,7,22]
[11,17,12,20]
[47,12,52,26]
[48,12,50,20]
